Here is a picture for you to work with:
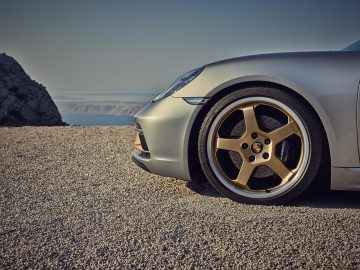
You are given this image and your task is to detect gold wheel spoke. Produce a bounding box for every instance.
[211,100,307,194]
[234,162,254,187]
[216,137,240,152]
[269,121,299,144]
[267,157,293,181]
[242,105,259,133]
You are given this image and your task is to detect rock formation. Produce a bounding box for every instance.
[0,53,65,126]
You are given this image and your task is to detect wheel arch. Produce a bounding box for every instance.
[187,79,332,185]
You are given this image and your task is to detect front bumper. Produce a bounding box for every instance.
[131,96,199,180]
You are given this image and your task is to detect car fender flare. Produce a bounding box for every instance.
[183,75,336,177]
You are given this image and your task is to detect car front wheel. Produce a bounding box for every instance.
[198,86,324,204]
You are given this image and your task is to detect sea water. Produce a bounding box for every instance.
[52,90,157,126]
[61,114,134,126]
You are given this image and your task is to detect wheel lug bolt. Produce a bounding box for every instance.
[264,138,271,145]
[249,155,255,162]
[263,152,269,159]
[242,143,248,149]
[251,133,257,139]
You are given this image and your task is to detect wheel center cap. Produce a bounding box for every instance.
[251,141,263,154]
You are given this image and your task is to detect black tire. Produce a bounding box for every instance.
[198,86,324,205]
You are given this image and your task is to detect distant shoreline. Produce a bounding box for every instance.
[56,100,147,116]
[56,100,145,126]
[61,113,134,126]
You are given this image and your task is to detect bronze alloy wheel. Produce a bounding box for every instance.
[199,87,323,204]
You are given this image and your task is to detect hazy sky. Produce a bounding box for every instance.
[1,0,360,95]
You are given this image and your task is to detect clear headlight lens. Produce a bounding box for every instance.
[153,66,205,102]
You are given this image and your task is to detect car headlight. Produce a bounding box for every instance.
[153,66,205,102]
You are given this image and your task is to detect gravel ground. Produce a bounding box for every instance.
[0,126,359,269]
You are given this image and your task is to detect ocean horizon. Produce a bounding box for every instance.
[51,90,158,103]
[52,90,156,126]
[61,114,134,126]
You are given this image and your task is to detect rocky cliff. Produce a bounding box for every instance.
[0,53,65,126]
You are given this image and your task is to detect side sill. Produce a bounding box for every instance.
[331,167,360,191]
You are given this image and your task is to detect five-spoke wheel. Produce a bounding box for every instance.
[199,87,323,204]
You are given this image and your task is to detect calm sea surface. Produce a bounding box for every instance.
[52,90,157,126]
[62,114,134,126]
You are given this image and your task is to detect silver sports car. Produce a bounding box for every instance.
[131,40,360,204]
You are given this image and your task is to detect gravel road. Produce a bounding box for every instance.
[1,126,359,269]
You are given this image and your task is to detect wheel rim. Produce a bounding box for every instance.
[207,97,310,199]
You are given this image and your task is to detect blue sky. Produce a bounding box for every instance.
[1,0,359,95]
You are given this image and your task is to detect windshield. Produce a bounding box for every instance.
[342,39,360,51]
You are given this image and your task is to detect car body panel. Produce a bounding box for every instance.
[132,51,360,190]
[331,167,360,190]
[133,97,196,180]
[174,51,360,167]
